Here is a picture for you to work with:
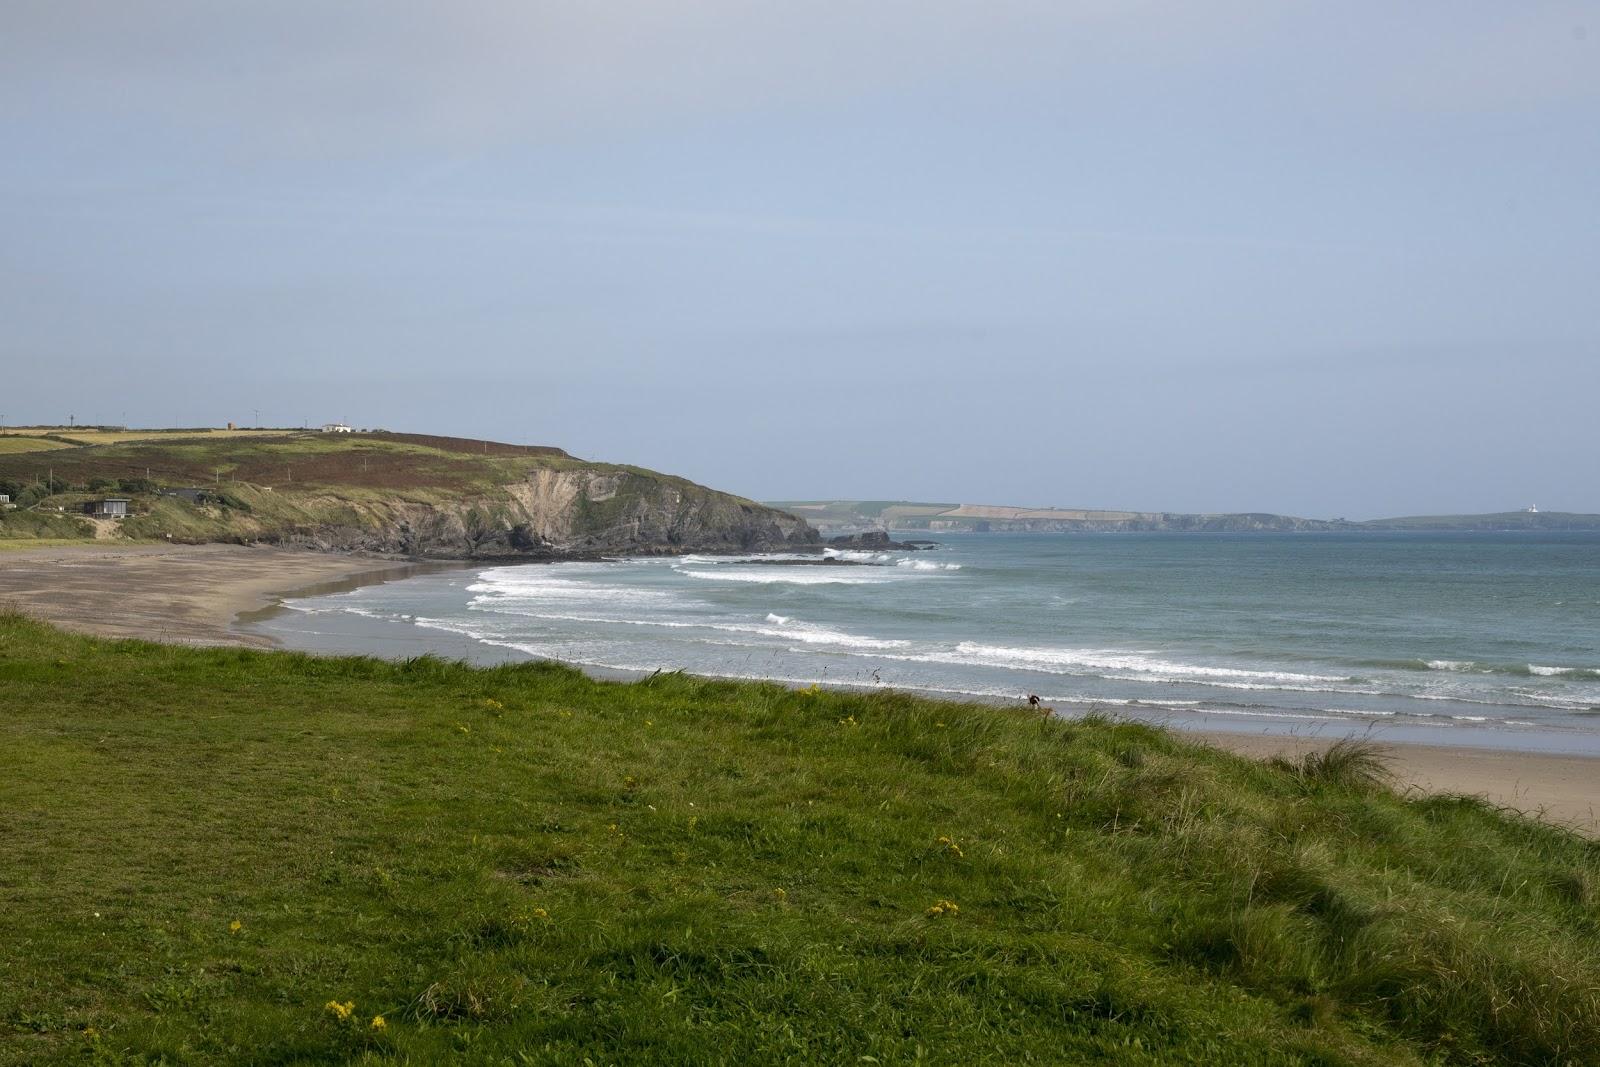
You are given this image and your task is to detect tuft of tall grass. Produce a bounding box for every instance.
[1272,738,1394,791]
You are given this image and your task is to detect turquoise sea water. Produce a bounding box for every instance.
[251,533,1600,753]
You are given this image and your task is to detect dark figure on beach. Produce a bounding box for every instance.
[1027,694,1054,714]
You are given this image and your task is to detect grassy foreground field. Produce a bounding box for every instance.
[3,615,1598,1065]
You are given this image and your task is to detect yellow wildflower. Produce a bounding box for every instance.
[531,907,549,920]
[925,899,960,917]
[325,1000,355,1021]
[936,836,964,858]
[483,698,503,710]
[455,722,471,734]
[624,775,637,788]
[773,887,787,900]
[838,715,858,727]
[229,919,243,934]
[370,1015,387,1031]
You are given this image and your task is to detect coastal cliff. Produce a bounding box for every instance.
[0,430,818,558]
[285,466,818,557]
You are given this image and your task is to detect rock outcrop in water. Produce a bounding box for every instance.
[826,531,936,552]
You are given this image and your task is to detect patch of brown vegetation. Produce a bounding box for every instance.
[367,432,569,458]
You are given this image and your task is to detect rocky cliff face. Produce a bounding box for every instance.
[279,468,819,558]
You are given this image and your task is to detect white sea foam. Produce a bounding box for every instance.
[822,549,893,563]
[441,606,911,652]
[896,559,961,571]
[678,553,819,565]
[468,566,686,608]
[946,642,1352,684]
[751,620,910,649]
[679,568,895,585]
[1426,659,1478,672]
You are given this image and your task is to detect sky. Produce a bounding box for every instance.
[2,2,1596,519]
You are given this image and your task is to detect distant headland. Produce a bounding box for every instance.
[770,499,1600,535]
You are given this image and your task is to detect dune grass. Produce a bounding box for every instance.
[2,613,1598,1065]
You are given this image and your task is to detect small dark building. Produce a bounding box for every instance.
[85,497,130,518]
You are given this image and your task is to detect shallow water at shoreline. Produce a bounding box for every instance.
[247,532,1600,755]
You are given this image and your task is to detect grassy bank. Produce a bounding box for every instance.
[0,510,94,541]
[2,615,1597,1065]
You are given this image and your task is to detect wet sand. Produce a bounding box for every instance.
[1,543,1594,834]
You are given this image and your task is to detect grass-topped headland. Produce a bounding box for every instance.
[0,429,817,557]
[2,613,1597,1064]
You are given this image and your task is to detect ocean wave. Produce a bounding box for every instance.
[948,642,1353,684]
[468,567,687,607]
[431,606,912,652]
[1372,658,1600,682]
[1528,664,1600,679]
[822,549,894,563]
[896,559,962,571]
[677,553,821,565]
[678,568,896,585]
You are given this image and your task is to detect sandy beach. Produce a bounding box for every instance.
[0,542,423,648]
[2,543,1595,835]
[1199,731,1599,837]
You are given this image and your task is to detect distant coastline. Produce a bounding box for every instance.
[771,499,1600,535]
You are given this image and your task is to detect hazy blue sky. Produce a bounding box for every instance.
[3,2,1596,518]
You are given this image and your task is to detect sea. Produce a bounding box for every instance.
[246,532,1600,754]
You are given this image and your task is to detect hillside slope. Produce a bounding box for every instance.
[0,431,817,557]
[3,614,1598,1064]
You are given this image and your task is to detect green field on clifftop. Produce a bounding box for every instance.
[3,614,1598,1065]
[0,430,800,554]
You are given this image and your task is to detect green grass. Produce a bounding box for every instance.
[3,615,1598,1065]
[0,437,73,454]
[0,510,95,540]
[0,537,101,551]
